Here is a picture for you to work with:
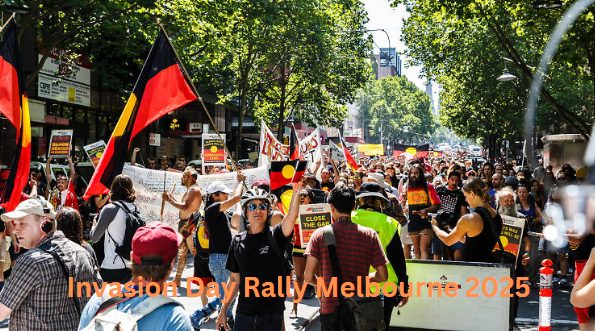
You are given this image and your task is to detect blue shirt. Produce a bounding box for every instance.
[78,293,192,331]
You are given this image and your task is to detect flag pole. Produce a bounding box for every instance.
[157,23,240,173]
[0,14,16,35]
[160,171,167,222]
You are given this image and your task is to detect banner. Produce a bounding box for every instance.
[298,203,331,249]
[202,133,226,166]
[299,129,322,163]
[122,165,269,227]
[393,143,430,158]
[391,260,510,331]
[258,121,289,167]
[357,144,384,156]
[497,215,526,265]
[83,140,106,168]
[48,129,73,158]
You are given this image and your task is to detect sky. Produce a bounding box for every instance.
[363,0,425,90]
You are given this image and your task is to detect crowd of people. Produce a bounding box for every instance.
[0,147,593,331]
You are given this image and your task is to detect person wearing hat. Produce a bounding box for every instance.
[189,172,245,329]
[216,181,302,331]
[78,223,192,330]
[351,182,409,326]
[0,197,100,330]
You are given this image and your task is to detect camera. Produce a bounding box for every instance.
[430,211,450,230]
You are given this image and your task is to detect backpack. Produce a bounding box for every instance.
[80,295,181,331]
[110,201,146,261]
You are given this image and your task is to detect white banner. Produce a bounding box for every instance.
[391,260,511,331]
[122,165,270,228]
[299,129,322,163]
[258,120,289,167]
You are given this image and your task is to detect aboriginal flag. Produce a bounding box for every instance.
[289,124,300,160]
[270,160,307,191]
[392,144,430,158]
[84,30,198,199]
[0,21,31,212]
[339,132,358,171]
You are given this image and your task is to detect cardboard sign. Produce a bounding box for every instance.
[299,203,332,248]
[83,140,106,168]
[357,144,384,156]
[497,215,526,265]
[202,133,226,166]
[48,129,73,158]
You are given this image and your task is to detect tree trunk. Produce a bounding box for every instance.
[236,80,248,158]
[277,64,287,141]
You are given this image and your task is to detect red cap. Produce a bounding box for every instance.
[131,223,182,266]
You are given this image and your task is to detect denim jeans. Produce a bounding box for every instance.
[209,253,234,318]
[233,311,283,331]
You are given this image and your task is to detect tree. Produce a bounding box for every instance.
[392,0,594,141]
[355,76,435,145]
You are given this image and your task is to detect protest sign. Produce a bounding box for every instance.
[258,120,289,166]
[298,203,331,248]
[496,215,526,265]
[299,129,322,163]
[202,133,226,168]
[83,140,106,168]
[123,165,269,228]
[48,129,73,158]
[357,144,384,156]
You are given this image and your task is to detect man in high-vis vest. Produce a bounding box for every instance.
[351,182,410,326]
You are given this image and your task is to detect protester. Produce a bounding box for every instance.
[56,207,98,265]
[78,223,192,330]
[304,185,388,330]
[434,170,468,260]
[46,157,79,211]
[216,184,301,331]
[190,173,245,329]
[0,197,100,330]
[352,182,409,326]
[405,163,441,259]
[162,166,202,286]
[90,174,138,283]
[432,178,502,263]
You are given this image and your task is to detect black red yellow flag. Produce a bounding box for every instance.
[339,132,358,171]
[0,21,31,211]
[269,160,307,191]
[84,31,198,199]
[289,124,300,160]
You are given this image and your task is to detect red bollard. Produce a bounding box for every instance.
[538,259,553,331]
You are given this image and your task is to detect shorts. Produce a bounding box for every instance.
[449,241,464,250]
[574,260,594,323]
[408,219,431,233]
[194,250,214,281]
[430,236,443,255]
[400,222,413,245]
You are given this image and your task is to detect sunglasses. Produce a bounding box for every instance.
[247,202,269,212]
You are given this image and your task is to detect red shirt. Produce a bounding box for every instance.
[304,220,387,314]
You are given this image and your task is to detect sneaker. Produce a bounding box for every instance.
[190,300,220,328]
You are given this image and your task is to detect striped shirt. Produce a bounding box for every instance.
[305,219,387,314]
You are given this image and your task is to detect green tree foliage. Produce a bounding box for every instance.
[392,0,594,141]
[355,75,435,144]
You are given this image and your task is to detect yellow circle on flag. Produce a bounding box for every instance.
[282,164,295,179]
[210,146,218,153]
[96,152,103,158]
[500,236,508,247]
[405,147,417,155]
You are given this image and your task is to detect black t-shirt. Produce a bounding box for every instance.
[226,225,291,314]
[437,186,467,227]
[570,233,595,261]
[205,202,233,254]
[320,181,335,192]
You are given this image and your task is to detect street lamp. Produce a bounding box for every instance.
[497,68,518,82]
